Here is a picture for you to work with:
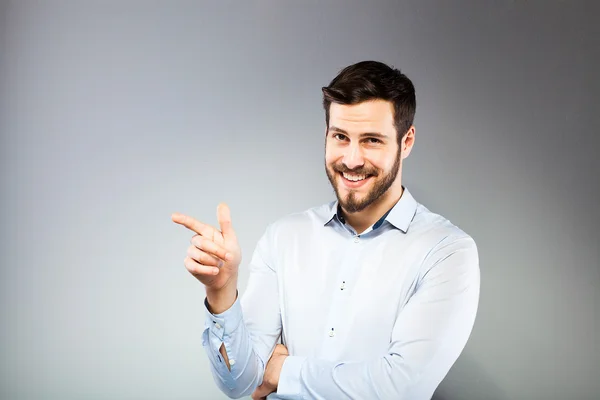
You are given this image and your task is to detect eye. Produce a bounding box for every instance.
[365,137,382,144]
[333,133,348,141]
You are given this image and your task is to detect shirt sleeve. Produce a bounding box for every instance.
[202,225,282,398]
[276,235,481,400]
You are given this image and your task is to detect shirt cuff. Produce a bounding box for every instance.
[277,355,306,397]
[203,292,243,342]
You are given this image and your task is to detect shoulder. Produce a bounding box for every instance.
[398,203,480,291]
[410,203,478,262]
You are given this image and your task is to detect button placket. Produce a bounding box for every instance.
[321,231,365,357]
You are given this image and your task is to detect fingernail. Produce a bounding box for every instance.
[226,253,233,261]
[213,268,219,275]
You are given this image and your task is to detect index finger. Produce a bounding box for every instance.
[171,212,215,237]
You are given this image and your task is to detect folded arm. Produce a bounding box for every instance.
[276,236,481,399]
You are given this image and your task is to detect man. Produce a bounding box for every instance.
[172,61,480,399]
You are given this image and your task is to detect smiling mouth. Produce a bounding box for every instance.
[338,171,374,187]
[341,171,368,182]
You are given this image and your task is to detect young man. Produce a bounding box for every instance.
[172,61,480,400]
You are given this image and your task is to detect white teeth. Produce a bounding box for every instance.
[342,172,366,181]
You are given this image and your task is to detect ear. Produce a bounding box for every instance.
[401,125,416,159]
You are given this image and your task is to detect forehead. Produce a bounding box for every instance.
[329,100,395,135]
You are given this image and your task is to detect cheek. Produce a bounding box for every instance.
[325,156,336,167]
[366,154,392,173]
[325,147,341,166]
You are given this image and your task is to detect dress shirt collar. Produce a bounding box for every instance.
[320,186,418,233]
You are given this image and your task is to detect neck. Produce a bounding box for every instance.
[342,184,404,234]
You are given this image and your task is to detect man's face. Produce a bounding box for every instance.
[325,99,402,214]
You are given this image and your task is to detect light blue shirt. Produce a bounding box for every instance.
[202,187,480,399]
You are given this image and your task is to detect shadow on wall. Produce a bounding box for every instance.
[433,350,509,400]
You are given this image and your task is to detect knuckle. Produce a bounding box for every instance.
[186,245,196,258]
[209,255,221,267]
[185,259,200,275]
[207,242,219,256]
[199,252,209,264]
[191,235,202,247]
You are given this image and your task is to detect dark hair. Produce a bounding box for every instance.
[322,61,416,143]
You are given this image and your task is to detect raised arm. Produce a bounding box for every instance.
[173,206,281,398]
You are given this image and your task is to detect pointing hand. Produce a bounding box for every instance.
[172,203,242,291]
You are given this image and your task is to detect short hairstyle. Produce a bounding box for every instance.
[322,61,416,143]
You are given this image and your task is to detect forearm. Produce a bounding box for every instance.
[206,278,238,315]
[205,281,238,370]
[219,343,231,371]
[203,224,283,398]
[202,296,265,398]
[277,355,410,399]
[278,342,469,400]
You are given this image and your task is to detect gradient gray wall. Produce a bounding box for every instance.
[1,1,598,399]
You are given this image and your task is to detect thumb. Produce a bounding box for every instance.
[217,203,235,239]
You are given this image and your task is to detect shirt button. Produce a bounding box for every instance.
[353,236,360,243]
[214,323,222,329]
[340,281,346,290]
[229,359,236,366]
[329,328,335,337]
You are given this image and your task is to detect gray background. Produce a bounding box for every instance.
[1,1,598,399]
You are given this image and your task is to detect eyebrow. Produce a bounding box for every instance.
[328,126,389,140]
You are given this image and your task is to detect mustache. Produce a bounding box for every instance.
[331,163,378,176]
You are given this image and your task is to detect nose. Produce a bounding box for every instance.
[342,142,365,170]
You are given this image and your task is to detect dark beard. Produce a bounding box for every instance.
[325,147,401,213]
